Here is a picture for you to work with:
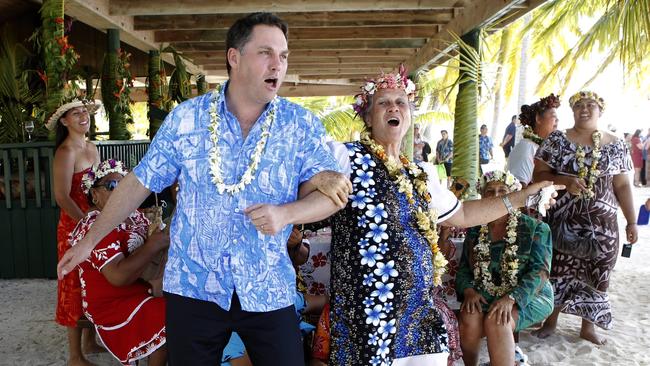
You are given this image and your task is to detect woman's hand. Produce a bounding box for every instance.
[461,288,487,314]
[147,229,170,251]
[564,177,588,195]
[487,295,516,325]
[626,223,639,244]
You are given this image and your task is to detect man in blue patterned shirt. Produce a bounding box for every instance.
[58,13,350,365]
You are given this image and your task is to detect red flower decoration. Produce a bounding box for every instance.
[309,282,326,295]
[311,253,327,267]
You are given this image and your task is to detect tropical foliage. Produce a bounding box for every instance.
[0,26,41,144]
[102,36,134,141]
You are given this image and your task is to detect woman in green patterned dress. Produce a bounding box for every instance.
[456,170,553,366]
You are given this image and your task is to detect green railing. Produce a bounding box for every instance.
[0,140,150,278]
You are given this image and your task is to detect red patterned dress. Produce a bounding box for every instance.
[70,210,166,365]
[56,167,91,327]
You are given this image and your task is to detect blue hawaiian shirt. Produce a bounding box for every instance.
[133,83,340,312]
[479,135,493,161]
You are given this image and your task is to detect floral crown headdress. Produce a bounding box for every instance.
[479,170,522,193]
[568,91,605,111]
[519,93,561,128]
[352,64,416,117]
[82,159,128,194]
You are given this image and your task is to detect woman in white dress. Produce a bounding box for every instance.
[507,94,561,186]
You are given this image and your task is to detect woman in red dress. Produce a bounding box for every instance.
[49,99,103,366]
[70,159,169,366]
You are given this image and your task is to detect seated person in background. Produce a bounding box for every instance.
[223,225,327,366]
[455,171,553,366]
[69,159,169,366]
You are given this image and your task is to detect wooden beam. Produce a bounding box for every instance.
[183,49,418,59]
[202,63,401,73]
[155,26,436,43]
[406,0,548,72]
[64,0,204,75]
[134,10,454,30]
[110,0,464,16]
[193,56,408,65]
[278,84,359,97]
[171,39,427,52]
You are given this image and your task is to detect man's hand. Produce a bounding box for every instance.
[309,171,352,209]
[245,203,289,235]
[57,239,94,279]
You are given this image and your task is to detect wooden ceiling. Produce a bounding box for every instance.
[59,0,546,97]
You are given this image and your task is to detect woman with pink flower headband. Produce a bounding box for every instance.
[320,65,560,366]
[69,159,169,366]
[48,98,104,366]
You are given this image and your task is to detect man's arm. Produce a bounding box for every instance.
[500,134,513,147]
[245,190,342,235]
[57,172,152,278]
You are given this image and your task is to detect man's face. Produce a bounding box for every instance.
[480,127,487,135]
[227,25,288,105]
[441,131,448,139]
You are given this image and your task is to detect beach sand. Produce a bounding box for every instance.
[2,189,650,366]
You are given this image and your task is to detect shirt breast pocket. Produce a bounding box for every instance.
[177,132,208,162]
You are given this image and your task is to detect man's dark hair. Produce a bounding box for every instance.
[225,13,289,74]
[511,115,517,122]
[480,124,487,129]
[441,130,448,134]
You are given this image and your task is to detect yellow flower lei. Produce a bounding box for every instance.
[575,131,602,200]
[360,132,447,286]
[208,90,275,194]
[473,210,521,297]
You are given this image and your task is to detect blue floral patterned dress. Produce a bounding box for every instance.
[329,142,456,366]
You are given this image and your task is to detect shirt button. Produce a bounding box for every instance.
[234,207,240,213]
[233,239,238,244]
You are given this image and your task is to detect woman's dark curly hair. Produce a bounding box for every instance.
[519,93,561,129]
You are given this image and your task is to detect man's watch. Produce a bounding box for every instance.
[507,293,516,303]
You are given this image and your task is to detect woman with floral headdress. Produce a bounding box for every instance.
[507,94,561,186]
[323,65,558,366]
[532,91,637,344]
[48,98,103,366]
[455,170,553,366]
[69,159,168,366]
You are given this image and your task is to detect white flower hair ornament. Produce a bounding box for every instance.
[479,170,522,193]
[81,159,128,194]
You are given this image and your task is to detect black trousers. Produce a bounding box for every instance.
[165,291,304,366]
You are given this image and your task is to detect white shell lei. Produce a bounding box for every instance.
[208,90,275,194]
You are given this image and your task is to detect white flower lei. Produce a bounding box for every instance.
[575,130,602,200]
[208,90,275,194]
[473,210,521,297]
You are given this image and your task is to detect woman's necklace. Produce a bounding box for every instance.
[473,211,520,297]
[522,125,544,145]
[208,90,275,194]
[575,130,602,200]
[360,132,447,286]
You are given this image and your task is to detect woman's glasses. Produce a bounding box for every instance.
[95,180,119,191]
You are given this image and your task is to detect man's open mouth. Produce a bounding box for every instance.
[387,117,400,126]
[265,78,278,88]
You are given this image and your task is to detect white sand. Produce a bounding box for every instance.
[2,188,650,366]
